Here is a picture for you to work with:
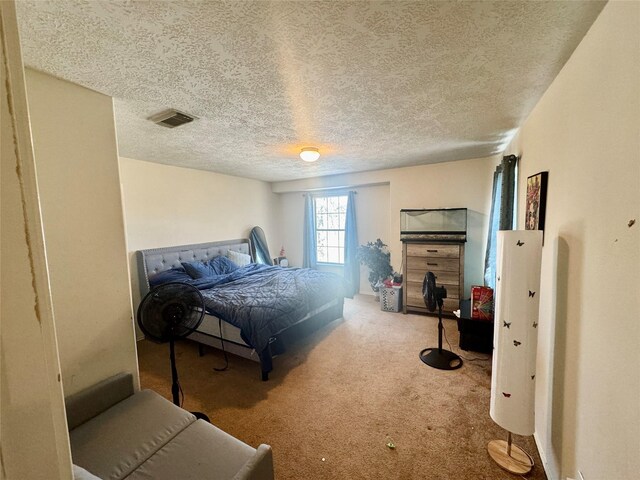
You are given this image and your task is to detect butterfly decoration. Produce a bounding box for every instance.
[502,392,511,398]
[503,321,511,329]
[513,340,522,347]
[516,240,525,246]
[533,321,538,328]
[531,375,536,380]
[497,276,501,282]
[529,290,536,298]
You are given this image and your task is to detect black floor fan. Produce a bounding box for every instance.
[419,272,463,370]
[137,282,210,421]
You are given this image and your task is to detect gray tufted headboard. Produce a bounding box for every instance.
[136,239,251,297]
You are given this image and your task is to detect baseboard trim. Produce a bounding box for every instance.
[534,432,553,480]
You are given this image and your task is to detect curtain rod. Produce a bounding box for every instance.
[302,190,357,197]
[294,181,389,196]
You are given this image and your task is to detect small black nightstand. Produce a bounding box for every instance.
[457,299,494,353]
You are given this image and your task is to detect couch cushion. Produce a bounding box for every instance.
[233,444,274,480]
[125,420,258,480]
[70,390,195,480]
[66,372,135,430]
[73,464,102,480]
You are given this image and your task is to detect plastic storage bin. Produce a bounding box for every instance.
[380,286,402,312]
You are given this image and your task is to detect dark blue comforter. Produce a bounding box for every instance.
[196,264,345,354]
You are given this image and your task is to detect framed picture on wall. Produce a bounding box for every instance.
[525,171,548,232]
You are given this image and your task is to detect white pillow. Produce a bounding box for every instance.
[73,464,102,480]
[227,249,252,266]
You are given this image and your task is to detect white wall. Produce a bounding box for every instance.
[119,157,281,312]
[26,69,139,397]
[504,3,640,479]
[274,156,497,296]
[121,156,494,299]
[1,3,72,477]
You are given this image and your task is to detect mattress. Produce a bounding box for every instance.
[193,314,247,346]
[190,297,341,348]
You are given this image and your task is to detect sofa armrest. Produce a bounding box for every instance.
[65,372,135,430]
[232,444,274,480]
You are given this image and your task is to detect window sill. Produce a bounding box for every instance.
[317,262,344,268]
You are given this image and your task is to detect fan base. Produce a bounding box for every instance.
[192,411,210,422]
[419,348,463,370]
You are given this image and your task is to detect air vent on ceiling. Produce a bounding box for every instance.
[148,109,196,128]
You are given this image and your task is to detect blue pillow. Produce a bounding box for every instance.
[181,260,216,279]
[182,256,240,279]
[148,267,192,287]
[209,255,239,275]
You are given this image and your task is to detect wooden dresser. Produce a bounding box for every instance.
[402,241,464,316]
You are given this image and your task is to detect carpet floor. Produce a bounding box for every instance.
[138,294,547,480]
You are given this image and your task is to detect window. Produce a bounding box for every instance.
[315,195,348,264]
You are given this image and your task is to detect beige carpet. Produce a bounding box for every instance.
[138,294,547,480]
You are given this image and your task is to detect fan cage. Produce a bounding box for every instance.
[137,282,205,342]
[422,272,438,312]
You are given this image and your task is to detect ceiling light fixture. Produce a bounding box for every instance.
[300,147,320,162]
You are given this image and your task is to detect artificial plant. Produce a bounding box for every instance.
[357,239,394,291]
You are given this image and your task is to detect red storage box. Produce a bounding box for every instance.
[471,286,494,321]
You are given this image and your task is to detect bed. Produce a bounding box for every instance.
[136,239,345,380]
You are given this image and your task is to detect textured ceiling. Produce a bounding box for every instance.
[17,1,605,182]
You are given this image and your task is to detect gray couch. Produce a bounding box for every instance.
[66,373,274,480]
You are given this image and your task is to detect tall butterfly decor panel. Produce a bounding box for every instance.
[490,230,542,436]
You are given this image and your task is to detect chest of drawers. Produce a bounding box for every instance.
[402,241,464,316]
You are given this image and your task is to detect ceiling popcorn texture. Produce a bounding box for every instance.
[17,1,605,182]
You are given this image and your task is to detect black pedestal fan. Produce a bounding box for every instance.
[137,282,210,420]
[419,272,463,370]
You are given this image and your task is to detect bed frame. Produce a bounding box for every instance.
[136,239,344,380]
